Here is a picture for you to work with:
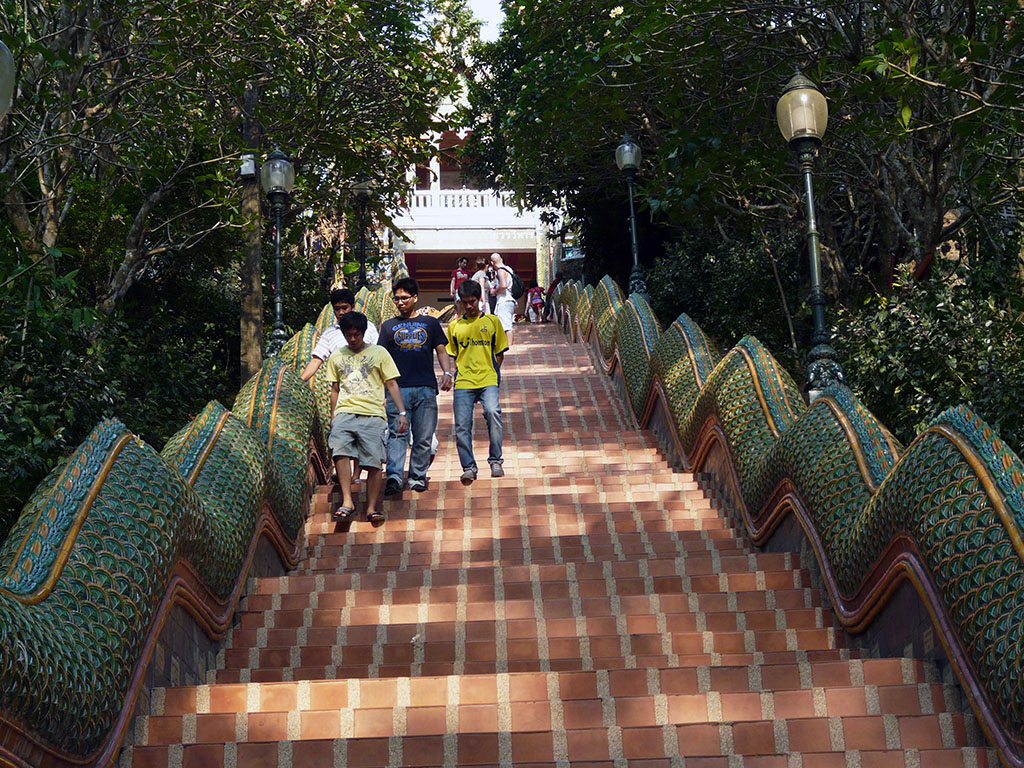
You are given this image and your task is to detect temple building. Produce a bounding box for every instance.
[390,129,552,310]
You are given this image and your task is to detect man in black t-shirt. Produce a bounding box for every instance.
[379,277,454,494]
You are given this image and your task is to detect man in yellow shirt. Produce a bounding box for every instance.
[446,279,509,483]
[326,312,408,524]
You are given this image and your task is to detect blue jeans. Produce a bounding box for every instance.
[453,386,503,472]
[385,386,438,485]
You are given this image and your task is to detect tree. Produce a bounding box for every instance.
[461,0,1024,291]
[0,0,462,320]
[0,0,474,537]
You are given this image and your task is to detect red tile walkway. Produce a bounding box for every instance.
[127,325,994,767]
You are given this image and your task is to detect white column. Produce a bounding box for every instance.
[429,156,441,193]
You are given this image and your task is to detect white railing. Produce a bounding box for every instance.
[409,190,517,210]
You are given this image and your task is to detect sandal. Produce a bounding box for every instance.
[366,510,386,524]
[332,505,355,522]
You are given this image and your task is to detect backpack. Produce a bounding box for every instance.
[502,266,525,300]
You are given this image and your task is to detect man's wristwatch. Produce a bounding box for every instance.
[441,372,452,378]
[399,411,407,416]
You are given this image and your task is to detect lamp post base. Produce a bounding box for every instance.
[264,324,291,358]
[805,342,845,402]
[628,264,649,299]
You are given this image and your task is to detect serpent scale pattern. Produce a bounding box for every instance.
[650,313,721,433]
[161,402,273,600]
[590,276,624,362]
[0,419,203,755]
[0,259,421,766]
[231,358,315,539]
[354,286,370,314]
[554,276,1024,762]
[314,302,334,333]
[614,295,661,419]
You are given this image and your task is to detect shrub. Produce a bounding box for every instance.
[646,227,804,371]
[838,262,1024,450]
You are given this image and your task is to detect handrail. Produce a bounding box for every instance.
[555,276,1024,767]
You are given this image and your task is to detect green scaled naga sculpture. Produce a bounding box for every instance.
[555,276,1024,766]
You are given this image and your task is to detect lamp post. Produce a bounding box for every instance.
[615,133,648,297]
[776,70,844,400]
[351,175,375,289]
[260,148,296,356]
[0,40,15,121]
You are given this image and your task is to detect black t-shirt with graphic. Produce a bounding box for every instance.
[379,315,449,391]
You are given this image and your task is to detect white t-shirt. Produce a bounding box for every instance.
[470,269,489,312]
[312,320,379,360]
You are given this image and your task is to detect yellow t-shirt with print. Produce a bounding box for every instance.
[325,344,400,419]
[446,314,509,390]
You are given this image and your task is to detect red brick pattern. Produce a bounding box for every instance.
[127,326,994,767]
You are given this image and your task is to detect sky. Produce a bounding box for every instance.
[469,0,504,41]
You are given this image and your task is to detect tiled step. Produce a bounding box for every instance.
[158,660,952,716]
[227,604,833,647]
[297,548,759,574]
[142,663,973,751]
[303,530,750,560]
[212,649,870,684]
[140,702,972,748]
[219,627,844,675]
[130,743,996,768]
[133,708,981,759]
[253,568,818,603]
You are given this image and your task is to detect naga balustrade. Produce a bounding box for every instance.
[555,275,1024,768]
[0,263,410,768]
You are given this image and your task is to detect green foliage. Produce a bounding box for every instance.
[464,0,1024,293]
[839,263,1024,450]
[0,228,244,538]
[0,0,472,543]
[646,227,802,372]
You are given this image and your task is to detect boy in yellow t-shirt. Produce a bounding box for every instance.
[446,279,509,483]
[326,312,408,524]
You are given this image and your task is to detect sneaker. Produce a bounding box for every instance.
[490,463,505,478]
[460,468,477,484]
[408,479,427,492]
[384,478,403,496]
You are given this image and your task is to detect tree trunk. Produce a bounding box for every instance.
[99,182,172,314]
[239,80,264,384]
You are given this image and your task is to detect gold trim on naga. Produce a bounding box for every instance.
[736,345,780,438]
[186,410,231,486]
[931,424,1024,565]
[1,433,134,605]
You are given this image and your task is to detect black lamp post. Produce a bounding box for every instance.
[260,148,296,356]
[351,175,375,289]
[777,70,844,400]
[615,133,648,297]
[0,40,15,121]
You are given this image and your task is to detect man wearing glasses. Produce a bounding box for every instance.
[378,277,454,494]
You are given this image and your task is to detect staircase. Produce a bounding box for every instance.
[126,325,995,767]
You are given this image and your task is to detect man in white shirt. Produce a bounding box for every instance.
[490,252,517,347]
[301,288,379,381]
